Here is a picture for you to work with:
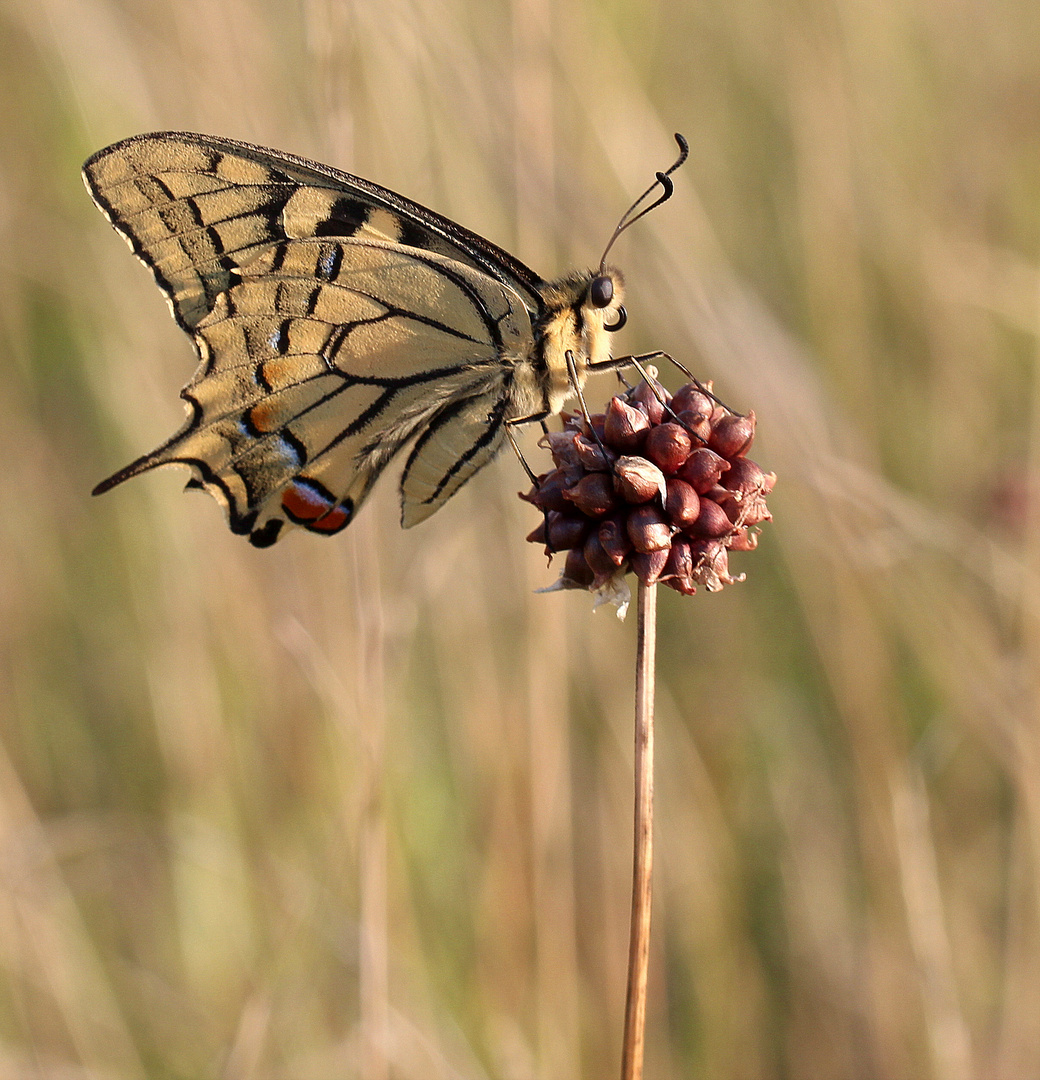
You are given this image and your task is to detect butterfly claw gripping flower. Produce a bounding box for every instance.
[522,376,775,615]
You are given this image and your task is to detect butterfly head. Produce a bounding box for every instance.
[535,265,627,374]
[588,270,628,332]
[579,265,628,361]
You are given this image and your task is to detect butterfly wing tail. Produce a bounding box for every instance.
[93,451,184,496]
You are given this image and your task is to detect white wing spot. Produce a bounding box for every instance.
[318,248,338,279]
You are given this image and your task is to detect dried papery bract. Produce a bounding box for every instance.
[521,371,774,1080]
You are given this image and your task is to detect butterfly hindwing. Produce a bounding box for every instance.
[96,236,534,545]
[400,387,512,528]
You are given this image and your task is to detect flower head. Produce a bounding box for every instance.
[522,374,775,616]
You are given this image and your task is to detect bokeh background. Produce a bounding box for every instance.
[2,0,1038,1076]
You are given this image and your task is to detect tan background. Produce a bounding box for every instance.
[1,0,1037,1076]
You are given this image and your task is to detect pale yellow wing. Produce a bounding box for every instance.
[95,237,533,545]
[83,132,545,332]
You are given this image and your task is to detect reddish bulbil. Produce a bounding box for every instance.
[676,448,730,493]
[708,411,756,459]
[522,375,773,600]
[644,422,693,473]
[563,472,617,517]
[603,396,650,451]
[614,456,667,504]
[628,376,671,424]
[664,479,701,527]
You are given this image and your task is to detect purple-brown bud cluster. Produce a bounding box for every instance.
[522,377,775,599]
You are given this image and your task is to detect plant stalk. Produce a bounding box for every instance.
[621,580,657,1080]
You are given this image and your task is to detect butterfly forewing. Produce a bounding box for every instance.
[83,132,546,332]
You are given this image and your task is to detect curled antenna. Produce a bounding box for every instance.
[599,133,689,272]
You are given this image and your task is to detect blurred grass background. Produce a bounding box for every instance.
[1,0,1038,1076]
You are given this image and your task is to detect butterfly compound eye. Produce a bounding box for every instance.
[589,275,614,308]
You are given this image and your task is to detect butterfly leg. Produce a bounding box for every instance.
[565,351,612,462]
[504,416,547,486]
[504,411,557,552]
[591,350,744,418]
[613,356,712,445]
[587,348,679,376]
